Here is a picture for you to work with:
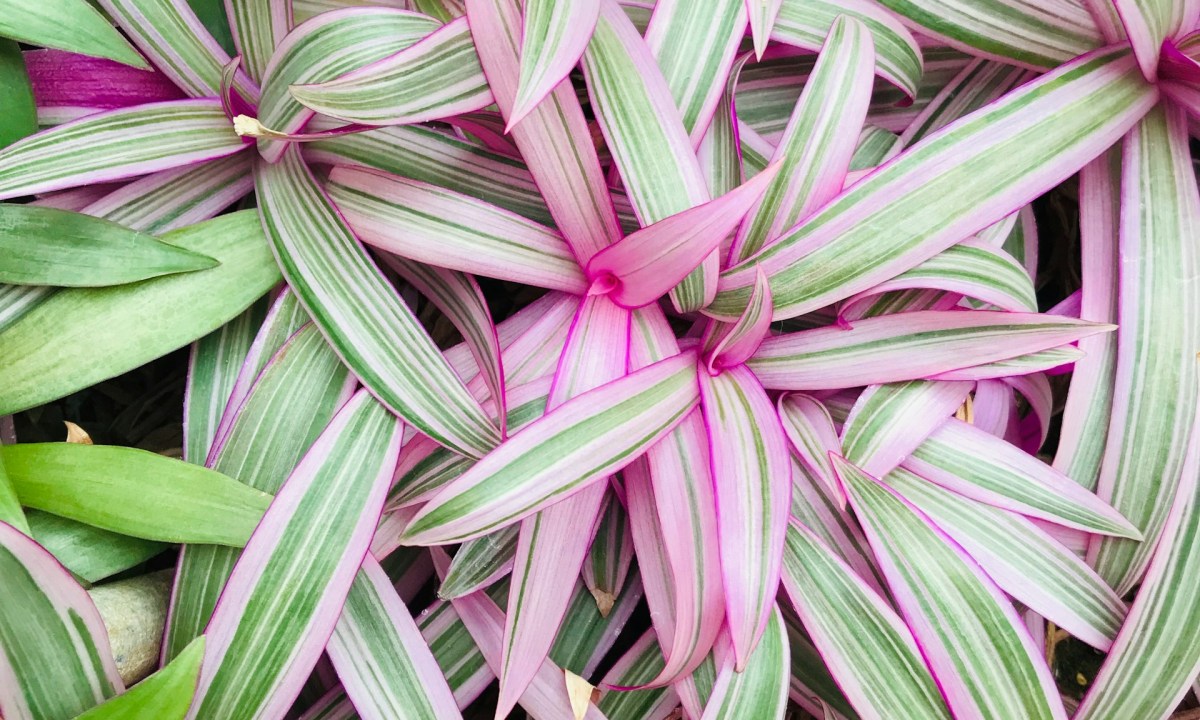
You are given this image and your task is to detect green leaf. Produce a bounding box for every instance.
[0,204,219,287]
[0,443,272,546]
[326,558,462,720]
[0,0,147,68]
[0,451,28,534]
[27,511,165,584]
[0,211,281,416]
[0,40,36,149]
[287,17,493,127]
[75,637,205,720]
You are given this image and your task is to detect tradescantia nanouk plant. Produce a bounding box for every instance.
[2,0,1200,717]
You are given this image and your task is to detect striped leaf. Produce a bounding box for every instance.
[732,15,874,263]
[875,0,1102,68]
[288,17,493,126]
[883,468,1127,651]
[779,610,858,720]
[0,100,244,200]
[582,0,716,311]
[702,268,772,373]
[465,0,624,263]
[390,378,551,508]
[326,557,462,720]
[835,455,1068,720]
[788,456,888,596]
[585,164,780,309]
[402,350,700,545]
[746,0,783,58]
[164,324,354,662]
[308,126,554,226]
[906,418,1140,538]
[188,391,402,720]
[226,0,291,82]
[416,597,496,709]
[0,0,146,69]
[81,153,255,235]
[1089,103,1200,593]
[1053,149,1120,490]
[1111,0,1199,80]
[76,637,204,720]
[508,0,599,128]
[1074,385,1200,719]
[327,165,586,293]
[435,560,607,720]
[255,147,500,458]
[0,204,217,287]
[781,521,950,720]
[841,380,972,477]
[183,300,267,466]
[26,511,164,584]
[97,0,255,100]
[701,610,789,720]
[898,59,1032,146]
[494,294,630,717]
[254,8,441,161]
[841,239,1037,315]
[747,311,1110,391]
[208,289,312,462]
[596,631,679,720]
[439,526,518,598]
[1,443,271,546]
[778,394,843,504]
[700,365,791,669]
[380,256,506,431]
[930,347,1084,382]
[582,492,634,612]
[770,0,923,99]
[0,211,278,416]
[551,571,645,675]
[710,46,1156,321]
[624,306,723,686]
[644,0,747,143]
[0,520,122,720]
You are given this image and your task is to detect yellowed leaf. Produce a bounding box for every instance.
[64,421,92,445]
[590,588,615,618]
[564,668,598,720]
